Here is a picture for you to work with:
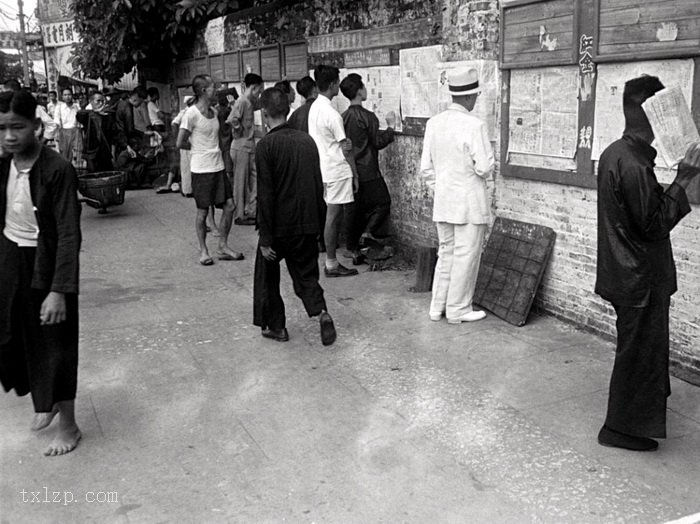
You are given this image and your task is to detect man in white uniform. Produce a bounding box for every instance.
[420,68,494,324]
[308,65,359,278]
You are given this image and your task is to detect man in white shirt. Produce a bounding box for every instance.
[420,68,495,324]
[46,90,57,117]
[177,74,244,266]
[308,65,359,278]
[146,87,165,131]
[53,88,80,162]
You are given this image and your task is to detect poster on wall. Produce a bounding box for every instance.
[592,59,695,165]
[508,66,579,159]
[398,46,499,139]
[340,67,402,132]
[399,45,442,118]
[204,18,225,55]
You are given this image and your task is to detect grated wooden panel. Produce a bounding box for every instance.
[474,217,556,326]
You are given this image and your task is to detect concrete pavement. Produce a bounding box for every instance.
[1,189,700,524]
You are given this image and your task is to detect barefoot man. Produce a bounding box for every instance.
[177,75,244,266]
[0,90,82,456]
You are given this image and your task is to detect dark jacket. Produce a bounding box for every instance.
[114,99,142,151]
[342,105,394,182]
[596,134,693,306]
[287,97,315,134]
[254,123,325,247]
[0,146,82,294]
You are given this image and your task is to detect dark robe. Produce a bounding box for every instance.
[596,133,694,438]
[0,146,81,412]
[253,123,326,330]
[77,109,115,173]
[341,105,395,251]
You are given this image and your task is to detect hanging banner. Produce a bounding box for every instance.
[41,20,79,48]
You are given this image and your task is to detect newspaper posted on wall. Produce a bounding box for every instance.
[327,67,403,132]
[643,86,700,168]
[592,59,695,165]
[508,66,579,159]
[399,45,443,118]
[437,60,500,141]
[349,66,402,132]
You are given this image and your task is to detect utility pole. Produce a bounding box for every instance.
[17,0,30,86]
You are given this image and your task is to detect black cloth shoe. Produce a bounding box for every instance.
[319,312,336,346]
[324,263,358,278]
[235,217,256,226]
[261,328,289,342]
[352,253,366,266]
[597,425,659,451]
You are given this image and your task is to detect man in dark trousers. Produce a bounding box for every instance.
[253,87,336,346]
[596,74,700,451]
[0,90,82,456]
[340,73,396,265]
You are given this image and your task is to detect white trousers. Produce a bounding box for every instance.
[430,222,487,319]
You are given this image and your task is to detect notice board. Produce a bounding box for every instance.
[500,0,700,198]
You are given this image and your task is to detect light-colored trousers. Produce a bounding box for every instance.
[57,128,81,163]
[430,222,487,319]
[230,148,257,219]
[180,149,192,195]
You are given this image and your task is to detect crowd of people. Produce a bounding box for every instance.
[2,80,174,192]
[1,64,700,461]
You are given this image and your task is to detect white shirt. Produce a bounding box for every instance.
[53,102,78,129]
[307,94,352,183]
[180,105,224,174]
[420,103,494,225]
[4,161,38,247]
[36,105,58,140]
[148,100,164,126]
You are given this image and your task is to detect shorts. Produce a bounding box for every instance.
[191,170,233,210]
[323,178,354,205]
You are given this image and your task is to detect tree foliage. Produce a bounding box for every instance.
[72,0,236,83]
[0,51,24,83]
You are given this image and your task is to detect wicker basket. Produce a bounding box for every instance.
[78,171,126,212]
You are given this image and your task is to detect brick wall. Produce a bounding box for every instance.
[493,177,700,381]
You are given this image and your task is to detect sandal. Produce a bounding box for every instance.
[216,251,244,261]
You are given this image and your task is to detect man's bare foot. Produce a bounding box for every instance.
[31,405,59,431]
[44,425,81,456]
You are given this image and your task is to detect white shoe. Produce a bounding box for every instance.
[429,312,443,322]
[447,310,486,324]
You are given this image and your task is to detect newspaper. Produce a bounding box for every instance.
[642,86,700,168]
